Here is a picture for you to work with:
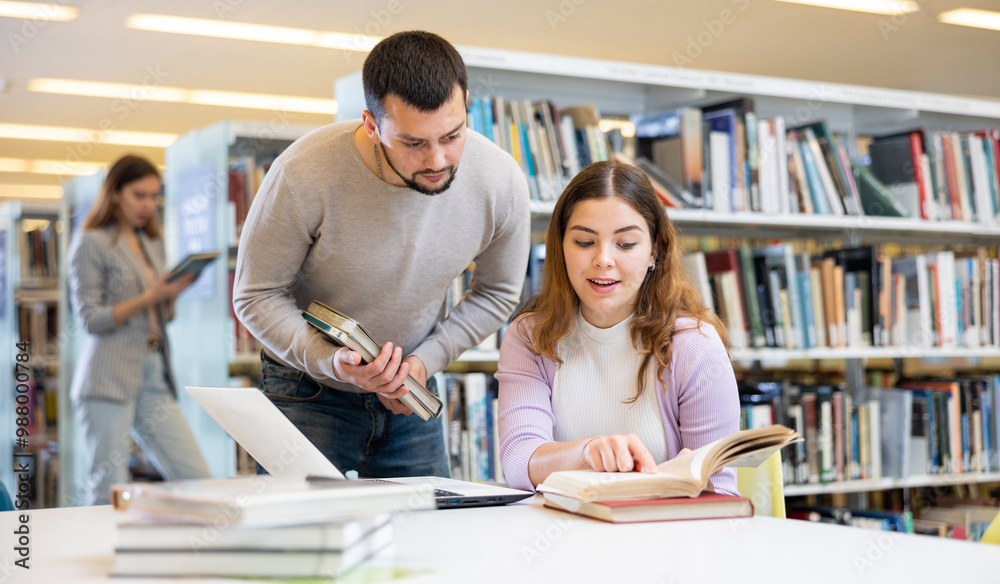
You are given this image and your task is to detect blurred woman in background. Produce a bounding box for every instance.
[67,154,210,505]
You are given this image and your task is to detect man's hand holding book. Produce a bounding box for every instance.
[303,301,444,420]
[331,342,421,416]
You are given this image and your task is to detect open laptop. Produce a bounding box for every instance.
[186,385,533,509]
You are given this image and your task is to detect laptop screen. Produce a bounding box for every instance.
[186,385,344,479]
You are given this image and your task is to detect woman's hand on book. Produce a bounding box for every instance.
[332,343,413,415]
[581,434,658,474]
[146,272,196,304]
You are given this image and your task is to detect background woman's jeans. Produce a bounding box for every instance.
[76,350,211,506]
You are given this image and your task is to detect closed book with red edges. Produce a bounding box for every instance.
[543,491,754,523]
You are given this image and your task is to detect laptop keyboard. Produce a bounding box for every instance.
[365,478,460,498]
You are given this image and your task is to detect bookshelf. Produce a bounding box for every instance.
[163,120,318,477]
[0,203,16,499]
[0,201,62,506]
[336,45,1000,499]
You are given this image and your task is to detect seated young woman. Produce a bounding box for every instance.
[496,160,740,495]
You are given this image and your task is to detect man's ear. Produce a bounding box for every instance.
[361,110,379,143]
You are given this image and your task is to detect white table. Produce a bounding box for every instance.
[3,496,999,583]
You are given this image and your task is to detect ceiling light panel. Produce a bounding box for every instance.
[27,78,337,115]
[938,8,1000,32]
[773,0,919,16]
[0,1,78,21]
[0,123,177,147]
[125,14,379,52]
[0,157,105,176]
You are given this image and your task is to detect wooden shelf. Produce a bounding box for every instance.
[785,472,1000,496]
[16,279,59,291]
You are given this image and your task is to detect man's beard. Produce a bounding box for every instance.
[379,143,458,195]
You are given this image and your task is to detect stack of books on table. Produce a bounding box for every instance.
[537,425,798,523]
[109,474,435,579]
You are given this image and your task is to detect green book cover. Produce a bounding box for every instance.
[738,245,767,348]
[857,271,872,347]
[802,121,859,215]
[849,160,909,217]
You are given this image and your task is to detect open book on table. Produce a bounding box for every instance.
[302,301,444,421]
[538,424,798,502]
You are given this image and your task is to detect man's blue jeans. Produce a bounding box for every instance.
[258,352,449,478]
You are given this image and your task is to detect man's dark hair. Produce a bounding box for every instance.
[362,30,467,125]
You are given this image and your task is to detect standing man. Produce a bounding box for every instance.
[233,31,530,478]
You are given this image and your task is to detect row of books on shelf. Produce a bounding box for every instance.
[789,499,998,542]
[485,89,1000,225]
[446,264,501,353]
[18,222,58,282]
[230,316,263,360]
[869,128,1000,223]
[681,243,1000,350]
[740,373,1000,486]
[466,96,610,202]
[632,99,1000,224]
[440,372,502,484]
[12,364,58,509]
[15,288,59,363]
[13,365,56,438]
[227,154,277,247]
[109,475,434,578]
[226,271,263,360]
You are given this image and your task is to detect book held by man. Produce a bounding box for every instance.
[303,300,444,421]
[538,424,798,502]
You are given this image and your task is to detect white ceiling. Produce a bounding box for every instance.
[2,0,1000,202]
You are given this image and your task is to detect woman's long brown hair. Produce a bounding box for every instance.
[82,154,162,239]
[518,160,729,402]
